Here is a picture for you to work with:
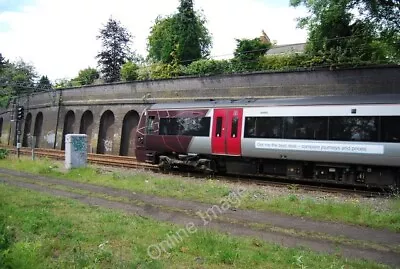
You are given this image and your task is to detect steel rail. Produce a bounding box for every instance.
[3,146,395,197]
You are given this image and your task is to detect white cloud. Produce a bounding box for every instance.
[0,0,308,81]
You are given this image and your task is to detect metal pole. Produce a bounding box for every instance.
[31,136,35,160]
[16,120,21,158]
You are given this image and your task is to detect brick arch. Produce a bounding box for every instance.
[33,112,43,148]
[22,112,32,147]
[97,110,115,154]
[120,110,140,156]
[80,110,94,151]
[61,110,75,150]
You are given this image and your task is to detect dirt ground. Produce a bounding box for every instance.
[0,167,399,268]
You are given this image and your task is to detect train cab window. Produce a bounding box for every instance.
[159,117,211,136]
[329,116,378,142]
[215,117,223,137]
[381,116,400,142]
[284,117,328,140]
[244,117,283,138]
[231,116,238,138]
[146,116,155,134]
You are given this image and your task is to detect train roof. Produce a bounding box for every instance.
[148,94,400,110]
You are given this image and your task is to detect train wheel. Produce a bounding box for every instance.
[159,159,171,172]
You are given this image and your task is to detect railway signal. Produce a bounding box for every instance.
[17,105,24,120]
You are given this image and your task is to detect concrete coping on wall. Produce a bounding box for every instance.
[57,64,400,92]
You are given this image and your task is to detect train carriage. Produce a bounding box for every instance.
[135,94,400,188]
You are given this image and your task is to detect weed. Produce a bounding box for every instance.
[0,148,8,159]
[288,194,299,202]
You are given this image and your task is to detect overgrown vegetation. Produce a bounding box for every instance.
[1,157,399,232]
[0,184,389,268]
[0,149,9,159]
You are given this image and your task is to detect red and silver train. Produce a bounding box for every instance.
[135,94,400,188]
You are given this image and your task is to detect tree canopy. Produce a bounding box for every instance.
[121,61,139,81]
[147,0,212,65]
[75,67,100,85]
[96,17,133,83]
[37,75,52,90]
[0,53,6,73]
[0,56,40,107]
[1,59,37,96]
[290,0,399,63]
[233,38,271,71]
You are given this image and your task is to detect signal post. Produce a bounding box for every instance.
[16,105,24,158]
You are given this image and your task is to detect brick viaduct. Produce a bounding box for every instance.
[0,65,399,157]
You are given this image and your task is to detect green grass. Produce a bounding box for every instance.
[0,183,389,269]
[1,156,400,232]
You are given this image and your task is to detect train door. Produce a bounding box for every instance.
[211,108,243,155]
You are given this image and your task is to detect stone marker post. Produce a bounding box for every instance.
[65,134,87,170]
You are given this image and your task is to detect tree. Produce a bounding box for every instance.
[350,0,399,33]
[76,67,99,85]
[121,61,139,81]
[37,75,52,90]
[147,0,212,65]
[0,53,6,74]
[0,58,37,107]
[233,38,271,71]
[290,0,399,63]
[175,0,211,64]
[147,16,178,64]
[1,59,37,95]
[96,17,132,83]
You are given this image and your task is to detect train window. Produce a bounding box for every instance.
[244,117,283,138]
[381,116,400,142]
[159,118,179,135]
[159,117,211,136]
[284,117,328,140]
[179,117,210,136]
[215,117,223,137]
[146,116,155,134]
[329,116,378,142]
[231,116,238,138]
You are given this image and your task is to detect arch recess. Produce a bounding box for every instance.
[33,112,43,148]
[120,110,140,156]
[22,113,32,147]
[97,110,115,154]
[61,110,76,150]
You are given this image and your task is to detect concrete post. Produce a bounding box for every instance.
[65,134,87,169]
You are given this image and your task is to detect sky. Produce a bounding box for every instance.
[0,0,308,81]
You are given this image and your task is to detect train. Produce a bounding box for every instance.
[135,94,400,188]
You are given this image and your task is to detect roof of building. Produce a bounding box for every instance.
[266,43,306,55]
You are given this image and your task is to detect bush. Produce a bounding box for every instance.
[141,62,183,80]
[0,149,9,160]
[185,59,232,76]
[258,53,311,71]
[121,61,139,81]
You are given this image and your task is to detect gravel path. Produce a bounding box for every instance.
[0,168,399,267]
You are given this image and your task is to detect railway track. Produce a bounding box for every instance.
[3,146,394,197]
[6,147,156,170]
